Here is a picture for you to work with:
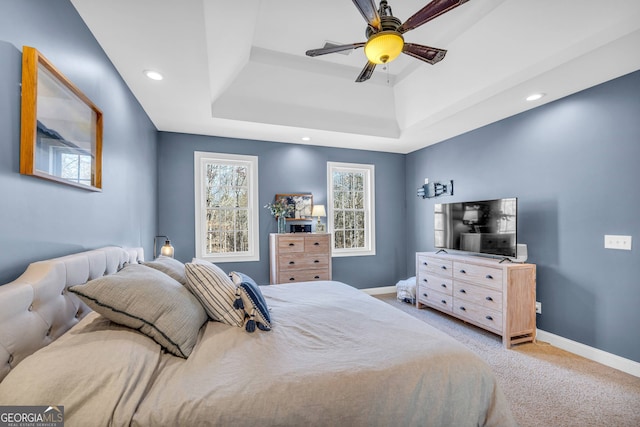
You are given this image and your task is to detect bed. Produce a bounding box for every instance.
[0,246,516,426]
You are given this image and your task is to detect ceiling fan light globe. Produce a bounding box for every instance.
[364,31,404,65]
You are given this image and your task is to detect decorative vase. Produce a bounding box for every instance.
[277,216,287,234]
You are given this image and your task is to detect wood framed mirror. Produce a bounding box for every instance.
[20,46,103,191]
[275,193,313,220]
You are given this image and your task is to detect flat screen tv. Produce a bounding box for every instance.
[434,198,517,258]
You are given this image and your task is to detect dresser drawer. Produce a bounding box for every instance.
[417,287,453,312]
[304,235,330,253]
[419,256,453,277]
[454,262,503,290]
[453,301,502,333]
[278,269,329,283]
[278,254,329,271]
[418,274,453,296]
[453,282,503,311]
[277,236,305,253]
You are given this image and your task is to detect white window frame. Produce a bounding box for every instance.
[327,162,376,257]
[194,151,259,262]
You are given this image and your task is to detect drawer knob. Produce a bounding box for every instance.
[289,277,295,281]
[423,261,428,266]
[485,274,493,280]
[423,293,428,298]
[441,300,447,304]
[485,315,494,321]
[485,296,493,301]
[288,243,295,246]
[459,306,466,311]
[423,278,428,282]
[440,265,447,270]
[314,275,320,279]
[440,283,447,288]
[459,289,466,294]
[314,260,320,263]
[289,261,295,265]
[459,269,466,274]
[314,242,320,246]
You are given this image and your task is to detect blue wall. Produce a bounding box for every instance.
[406,70,640,363]
[0,0,158,284]
[157,132,407,288]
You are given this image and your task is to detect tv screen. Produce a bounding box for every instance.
[434,198,517,258]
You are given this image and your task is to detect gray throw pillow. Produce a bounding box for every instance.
[143,255,187,285]
[69,264,207,358]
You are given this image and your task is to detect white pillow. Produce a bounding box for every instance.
[184,260,244,327]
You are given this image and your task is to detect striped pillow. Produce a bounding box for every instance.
[184,260,244,327]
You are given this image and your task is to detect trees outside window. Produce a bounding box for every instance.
[194,152,259,262]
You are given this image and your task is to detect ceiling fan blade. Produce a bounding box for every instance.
[351,0,381,30]
[356,61,376,83]
[398,0,470,34]
[306,42,366,57]
[402,43,447,64]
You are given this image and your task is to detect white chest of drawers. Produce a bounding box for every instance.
[416,251,536,348]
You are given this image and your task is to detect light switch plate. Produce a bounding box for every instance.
[604,235,632,250]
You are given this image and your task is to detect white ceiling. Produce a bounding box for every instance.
[70,0,640,154]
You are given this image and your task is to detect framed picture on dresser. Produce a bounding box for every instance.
[275,193,313,220]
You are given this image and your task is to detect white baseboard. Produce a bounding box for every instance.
[361,286,396,296]
[536,329,640,378]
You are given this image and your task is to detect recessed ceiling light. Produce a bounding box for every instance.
[301,136,311,142]
[144,70,163,81]
[526,93,545,102]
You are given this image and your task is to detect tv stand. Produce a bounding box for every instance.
[416,252,536,348]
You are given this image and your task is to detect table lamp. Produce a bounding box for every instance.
[311,205,326,233]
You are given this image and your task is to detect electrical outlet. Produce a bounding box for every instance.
[535,301,542,314]
[604,235,632,250]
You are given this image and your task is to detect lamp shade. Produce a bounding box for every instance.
[154,235,175,258]
[160,239,174,257]
[462,208,480,223]
[311,205,326,218]
[364,31,404,64]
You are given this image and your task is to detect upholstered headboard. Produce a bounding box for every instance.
[0,246,144,382]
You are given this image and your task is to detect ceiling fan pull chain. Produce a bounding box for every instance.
[386,63,391,85]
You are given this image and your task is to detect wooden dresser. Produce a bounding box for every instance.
[269,233,332,284]
[416,251,536,348]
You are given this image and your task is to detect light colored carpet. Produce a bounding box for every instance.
[375,294,640,427]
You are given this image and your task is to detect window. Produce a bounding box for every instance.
[59,152,91,185]
[194,152,259,262]
[327,162,375,257]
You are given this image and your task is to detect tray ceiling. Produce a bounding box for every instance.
[70,0,640,153]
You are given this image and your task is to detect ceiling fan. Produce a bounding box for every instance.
[306,0,470,82]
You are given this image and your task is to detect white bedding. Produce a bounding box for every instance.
[0,281,516,426]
